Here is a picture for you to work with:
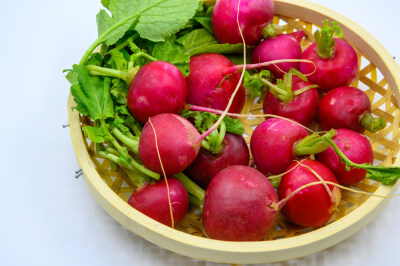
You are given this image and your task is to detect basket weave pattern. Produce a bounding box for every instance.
[78,15,400,241]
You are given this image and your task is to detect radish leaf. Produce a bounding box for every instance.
[67,65,114,121]
[176,29,243,56]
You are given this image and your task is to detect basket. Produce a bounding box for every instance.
[68,0,400,264]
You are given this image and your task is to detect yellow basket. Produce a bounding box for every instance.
[68,0,400,263]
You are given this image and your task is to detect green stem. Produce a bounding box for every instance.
[174,172,205,203]
[201,139,211,150]
[293,84,319,96]
[111,127,139,154]
[79,13,142,65]
[261,24,287,39]
[188,195,203,209]
[295,129,336,155]
[100,121,160,180]
[360,113,386,133]
[216,121,226,151]
[136,51,158,62]
[112,33,140,52]
[259,77,292,101]
[87,65,129,82]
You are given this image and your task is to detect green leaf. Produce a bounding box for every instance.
[110,78,128,105]
[95,0,198,46]
[109,50,128,71]
[223,116,244,135]
[243,70,271,102]
[151,37,191,76]
[193,17,213,33]
[176,29,243,56]
[83,125,112,143]
[68,64,114,121]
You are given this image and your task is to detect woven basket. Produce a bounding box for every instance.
[68,0,400,264]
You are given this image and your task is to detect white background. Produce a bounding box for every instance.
[1,0,399,265]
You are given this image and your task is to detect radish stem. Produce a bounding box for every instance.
[360,112,386,133]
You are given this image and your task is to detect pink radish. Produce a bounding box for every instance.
[212,0,275,46]
[317,86,386,133]
[278,159,341,227]
[299,20,358,92]
[127,61,187,124]
[316,129,373,186]
[251,31,305,79]
[263,74,319,126]
[186,53,246,114]
[128,177,189,227]
[185,133,250,189]
[202,165,278,241]
[250,117,333,175]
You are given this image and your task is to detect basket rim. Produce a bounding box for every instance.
[68,0,400,263]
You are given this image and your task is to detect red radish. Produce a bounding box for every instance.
[299,21,358,92]
[251,31,305,79]
[212,0,275,46]
[186,53,246,114]
[250,117,308,175]
[316,129,373,186]
[278,159,341,227]
[139,113,201,176]
[128,177,189,227]
[185,133,250,189]
[263,75,319,126]
[202,165,278,241]
[127,61,187,124]
[317,86,386,133]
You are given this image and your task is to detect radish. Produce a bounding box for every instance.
[186,53,246,114]
[202,165,278,241]
[212,0,275,46]
[278,159,341,227]
[250,117,333,175]
[316,129,374,186]
[138,113,201,176]
[317,86,386,133]
[263,74,319,126]
[127,61,187,124]
[185,133,250,189]
[299,20,358,92]
[251,31,305,79]
[128,177,189,227]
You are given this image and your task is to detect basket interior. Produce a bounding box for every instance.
[78,15,400,241]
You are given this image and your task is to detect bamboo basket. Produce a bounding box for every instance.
[68,0,400,263]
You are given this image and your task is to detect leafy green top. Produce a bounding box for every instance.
[314,20,343,59]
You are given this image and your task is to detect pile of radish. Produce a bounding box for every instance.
[66,0,400,242]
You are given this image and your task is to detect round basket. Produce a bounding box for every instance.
[68,0,400,264]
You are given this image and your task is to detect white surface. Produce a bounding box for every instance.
[1,0,399,265]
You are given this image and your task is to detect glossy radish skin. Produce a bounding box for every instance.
[317,87,371,133]
[185,133,250,189]
[278,159,341,227]
[139,113,201,176]
[299,38,358,92]
[316,129,373,186]
[203,165,278,241]
[212,0,275,46]
[250,118,308,175]
[251,31,305,79]
[186,53,246,114]
[128,177,189,227]
[263,76,319,126]
[127,61,187,124]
